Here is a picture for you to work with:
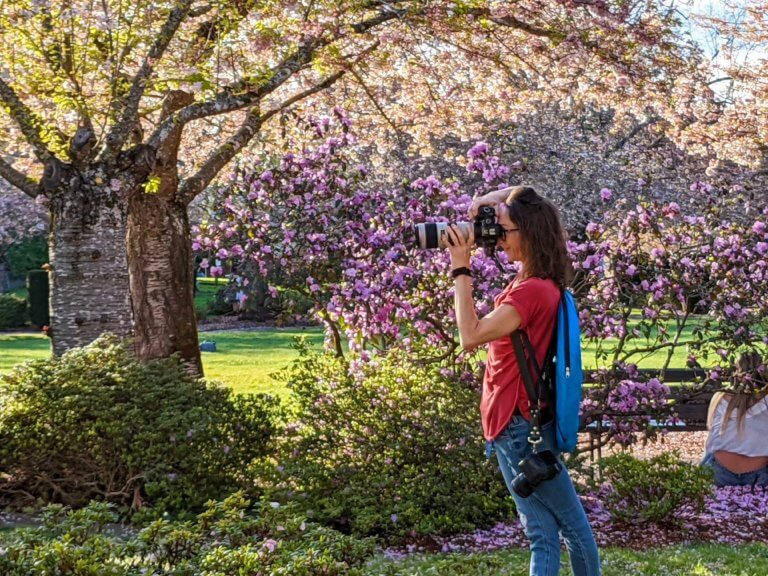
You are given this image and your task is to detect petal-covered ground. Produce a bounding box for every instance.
[383,485,768,558]
[384,432,768,558]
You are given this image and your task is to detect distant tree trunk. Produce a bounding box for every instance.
[48,176,133,354]
[127,192,202,375]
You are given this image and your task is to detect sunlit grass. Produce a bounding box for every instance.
[0,329,325,398]
[0,311,720,397]
[0,333,50,368]
[197,328,325,397]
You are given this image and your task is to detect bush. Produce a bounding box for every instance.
[0,293,27,328]
[0,494,375,576]
[259,340,514,541]
[5,235,47,278]
[26,269,49,327]
[206,286,236,315]
[600,451,713,525]
[0,335,283,517]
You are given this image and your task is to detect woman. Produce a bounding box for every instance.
[446,185,600,576]
[704,351,768,487]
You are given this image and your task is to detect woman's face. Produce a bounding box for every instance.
[497,203,525,263]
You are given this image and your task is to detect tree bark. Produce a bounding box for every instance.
[48,181,133,354]
[127,192,202,374]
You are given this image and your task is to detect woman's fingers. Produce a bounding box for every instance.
[448,224,465,246]
[470,188,510,218]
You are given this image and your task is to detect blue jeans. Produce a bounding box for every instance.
[491,415,601,576]
[712,459,768,487]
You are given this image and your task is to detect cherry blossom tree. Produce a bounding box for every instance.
[0,1,695,372]
[663,0,768,195]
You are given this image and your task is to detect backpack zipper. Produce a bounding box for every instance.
[562,296,570,378]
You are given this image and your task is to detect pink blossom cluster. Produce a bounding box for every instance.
[195,122,768,443]
[570,195,768,370]
[194,111,513,354]
[581,367,674,447]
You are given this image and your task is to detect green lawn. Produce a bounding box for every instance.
[367,543,768,575]
[0,310,715,398]
[194,276,225,312]
[0,328,325,398]
[198,328,324,396]
[0,333,50,368]
[0,323,709,398]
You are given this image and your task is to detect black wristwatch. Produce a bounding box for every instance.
[451,267,472,279]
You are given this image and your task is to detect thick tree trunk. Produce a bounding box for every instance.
[127,192,202,375]
[49,183,133,354]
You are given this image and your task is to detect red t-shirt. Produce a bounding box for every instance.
[480,277,561,440]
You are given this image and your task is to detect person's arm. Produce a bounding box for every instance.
[469,187,516,218]
[446,223,523,350]
[455,288,522,349]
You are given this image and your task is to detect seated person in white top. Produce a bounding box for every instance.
[704,351,768,488]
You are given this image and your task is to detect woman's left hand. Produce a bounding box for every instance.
[446,224,474,269]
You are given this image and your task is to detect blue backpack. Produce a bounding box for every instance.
[511,289,583,453]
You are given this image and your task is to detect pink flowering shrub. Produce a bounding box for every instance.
[571,193,768,446]
[580,365,675,446]
[196,114,768,451]
[194,111,510,358]
[571,195,768,370]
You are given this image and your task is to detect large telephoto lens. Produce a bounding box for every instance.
[413,222,472,249]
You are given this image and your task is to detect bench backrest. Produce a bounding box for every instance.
[582,368,714,431]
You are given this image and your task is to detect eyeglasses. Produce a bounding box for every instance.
[502,227,520,233]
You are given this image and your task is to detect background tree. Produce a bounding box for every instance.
[664,0,768,200]
[0,183,47,292]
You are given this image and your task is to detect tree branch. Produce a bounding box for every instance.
[0,157,41,198]
[101,0,195,160]
[0,77,57,163]
[38,4,93,135]
[607,115,661,156]
[348,64,401,135]
[148,9,403,150]
[464,7,566,40]
[148,40,323,149]
[178,65,351,204]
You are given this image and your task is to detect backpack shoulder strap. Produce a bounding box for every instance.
[511,330,539,406]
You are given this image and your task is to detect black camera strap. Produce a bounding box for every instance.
[511,330,550,451]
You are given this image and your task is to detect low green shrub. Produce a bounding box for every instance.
[0,493,375,575]
[0,293,27,328]
[600,451,713,525]
[0,335,283,518]
[258,340,513,541]
[208,286,236,315]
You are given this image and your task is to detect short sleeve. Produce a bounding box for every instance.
[497,281,543,330]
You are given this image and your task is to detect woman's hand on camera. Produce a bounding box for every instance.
[469,188,512,219]
[446,224,473,269]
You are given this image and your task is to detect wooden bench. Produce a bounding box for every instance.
[581,368,714,462]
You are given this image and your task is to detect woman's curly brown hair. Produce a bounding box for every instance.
[505,185,573,290]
